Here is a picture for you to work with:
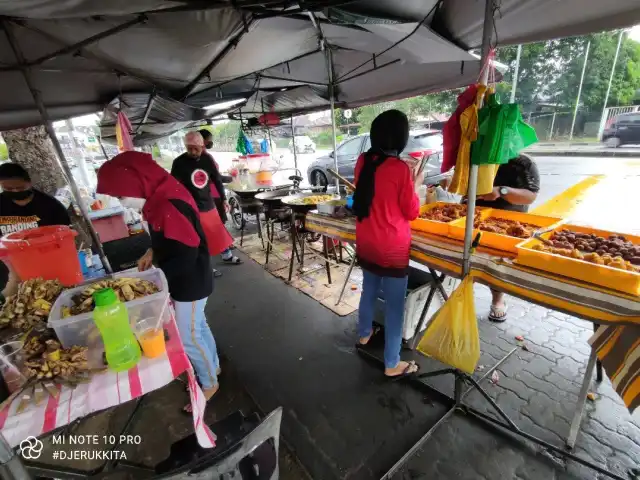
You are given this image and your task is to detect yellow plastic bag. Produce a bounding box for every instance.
[417,276,480,374]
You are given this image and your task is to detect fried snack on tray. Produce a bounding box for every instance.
[66,277,160,316]
[0,278,64,331]
[532,228,640,273]
[289,194,335,205]
[474,217,540,239]
[23,341,89,382]
[420,204,480,223]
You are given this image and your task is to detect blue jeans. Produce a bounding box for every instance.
[358,270,408,369]
[174,298,219,389]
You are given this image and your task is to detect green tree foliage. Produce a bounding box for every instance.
[328,31,640,135]
[495,32,640,112]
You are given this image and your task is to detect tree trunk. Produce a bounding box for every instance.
[2,125,66,195]
[3,125,93,248]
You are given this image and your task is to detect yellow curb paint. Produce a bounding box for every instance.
[531,175,604,218]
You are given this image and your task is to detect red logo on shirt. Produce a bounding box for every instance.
[191,169,209,189]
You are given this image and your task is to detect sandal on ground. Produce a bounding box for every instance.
[385,361,420,381]
[222,255,243,265]
[213,268,223,278]
[488,304,508,323]
[355,326,381,348]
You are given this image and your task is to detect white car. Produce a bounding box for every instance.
[289,135,316,154]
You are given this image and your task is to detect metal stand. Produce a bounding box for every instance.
[336,252,356,306]
[409,269,451,350]
[356,346,626,480]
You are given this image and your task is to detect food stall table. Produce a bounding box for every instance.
[0,311,215,477]
[305,210,639,462]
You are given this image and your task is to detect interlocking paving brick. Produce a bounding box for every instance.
[397,293,640,480]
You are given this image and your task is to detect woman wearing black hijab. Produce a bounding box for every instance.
[353,110,422,378]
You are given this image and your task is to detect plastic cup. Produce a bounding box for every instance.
[133,318,166,359]
[0,341,27,393]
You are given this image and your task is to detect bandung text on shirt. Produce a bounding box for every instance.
[0,216,40,235]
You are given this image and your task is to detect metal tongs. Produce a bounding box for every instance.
[532,221,567,246]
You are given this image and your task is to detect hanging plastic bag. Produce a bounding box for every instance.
[416,275,480,374]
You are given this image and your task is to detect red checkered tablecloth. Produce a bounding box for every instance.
[0,312,216,448]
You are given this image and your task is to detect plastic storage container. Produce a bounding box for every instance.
[449,208,561,253]
[410,202,470,237]
[0,225,82,286]
[48,268,170,349]
[516,224,640,295]
[92,288,141,372]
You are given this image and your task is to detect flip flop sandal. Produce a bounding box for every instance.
[488,304,508,323]
[222,256,243,265]
[385,361,421,381]
[354,326,381,348]
[213,269,223,278]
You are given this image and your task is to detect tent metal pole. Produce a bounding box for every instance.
[569,40,590,141]
[509,45,522,104]
[291,114,298,171]
[98,138,110,161]
[325,48,340,191]
[3,21,113,274]
[598,30,624,140]
[462,0,494,276]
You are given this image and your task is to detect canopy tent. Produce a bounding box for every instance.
[1,1,640,478]
[0,0,638,133]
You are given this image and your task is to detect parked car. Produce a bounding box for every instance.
[289,135,316,154]
[601,112,640,147]
[307,129,448,187]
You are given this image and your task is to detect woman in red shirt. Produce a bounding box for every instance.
[353,110,422,378]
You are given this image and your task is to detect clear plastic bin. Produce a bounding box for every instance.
[48,268,170,349]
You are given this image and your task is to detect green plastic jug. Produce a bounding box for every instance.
[92,288,141,372]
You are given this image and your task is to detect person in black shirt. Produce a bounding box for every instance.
[476,154,540,322]
[97,151,220,410]
[171,132,241,277]
[0,163,71,296]
[0,163,70,236]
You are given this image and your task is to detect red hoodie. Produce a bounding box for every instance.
[354,154,420,276]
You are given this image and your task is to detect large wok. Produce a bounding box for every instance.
[280,192,339,213]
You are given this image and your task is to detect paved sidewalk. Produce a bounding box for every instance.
[409,286,640,480]
[207,251,640,480]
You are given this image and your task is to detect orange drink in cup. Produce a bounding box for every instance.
[134,319,166,359]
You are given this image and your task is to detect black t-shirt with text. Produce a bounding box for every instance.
[475,155,540,212]
[0,190,71,236]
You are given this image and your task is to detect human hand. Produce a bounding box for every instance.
[137,248,153,271]
[224,200,230,213]
[414,171,424,188]
[477,187,501,202]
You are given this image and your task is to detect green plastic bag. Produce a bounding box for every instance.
[416,276,480,374]
[471,93,538,165]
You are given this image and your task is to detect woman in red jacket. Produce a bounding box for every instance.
[353,110,422,378]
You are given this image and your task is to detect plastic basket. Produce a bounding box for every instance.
[410,202,471,237]
[48,268,170,348]
[516,224,640,295]
[449,208,561,253]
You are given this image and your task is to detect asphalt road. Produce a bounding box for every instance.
[529,154,640,209]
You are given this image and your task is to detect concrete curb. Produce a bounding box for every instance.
[525,149,640,158]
